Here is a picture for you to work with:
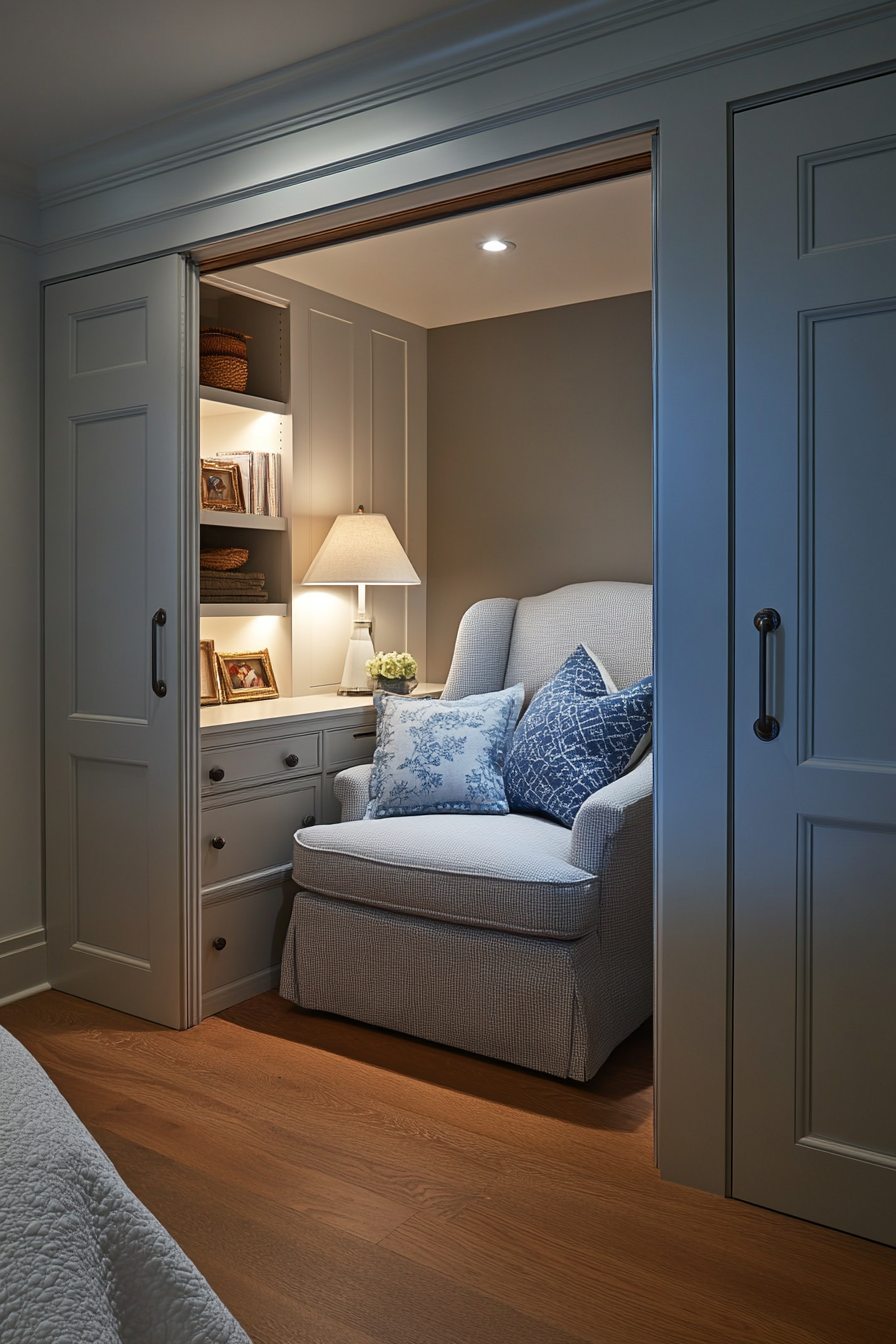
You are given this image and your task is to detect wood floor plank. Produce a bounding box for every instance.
[27,1028,499,1219]
[2,989,893,1344]
[92,1125,585,1344]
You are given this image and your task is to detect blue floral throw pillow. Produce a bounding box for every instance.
[365,684,525,820]
[504,646,653,828]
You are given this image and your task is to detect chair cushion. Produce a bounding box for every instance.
[293,813,600,938]
[366,684,524,819]
[505,649,654,827]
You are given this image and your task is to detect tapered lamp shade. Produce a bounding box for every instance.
[302,511,420,694]
[302,512,420,587]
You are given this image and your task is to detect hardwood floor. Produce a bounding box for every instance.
[1,990,893,1344]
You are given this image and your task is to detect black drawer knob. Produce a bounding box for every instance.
[302,814,316,828]
[212,937,227,951]
[209,767,225,782]
[284,754,299,768]
[211,835,226,850]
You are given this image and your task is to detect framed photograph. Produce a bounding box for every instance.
[200,460,246,512]
[199,639,222,705]
[216,649,279,703]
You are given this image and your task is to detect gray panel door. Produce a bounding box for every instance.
[44,256,199,1029]
[733,74,896,1244]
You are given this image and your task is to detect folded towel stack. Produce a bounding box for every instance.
[200,570,268,604]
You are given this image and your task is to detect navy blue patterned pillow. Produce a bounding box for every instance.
[505,647,653,828]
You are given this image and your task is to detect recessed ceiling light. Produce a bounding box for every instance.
[478,239,516,252]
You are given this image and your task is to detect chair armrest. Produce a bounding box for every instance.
[334,764,373,822]
[569,753,653,876]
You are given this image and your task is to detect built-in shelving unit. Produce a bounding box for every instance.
[200,510,287,531]
[199,279,292,692]
[199,384,288,416]
[200,603,289,617]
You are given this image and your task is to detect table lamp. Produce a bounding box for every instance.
[302,507,421,695]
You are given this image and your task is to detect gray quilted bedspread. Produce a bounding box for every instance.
[0,1025,251,1343]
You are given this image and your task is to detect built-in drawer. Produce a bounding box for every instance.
[202,876,294,997]
[201,781,319,887]
[324,723,378,770]
[202,731,320,793]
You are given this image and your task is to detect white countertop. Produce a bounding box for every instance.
[200,684,444,730]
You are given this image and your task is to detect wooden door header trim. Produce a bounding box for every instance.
[196,150,651,274]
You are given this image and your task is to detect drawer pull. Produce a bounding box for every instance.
[209,767,225,782]
[353,731,376,739]
[211,835,226,850]
[212,937,227,951]
[284,754,299,768]
[302,814,316,828]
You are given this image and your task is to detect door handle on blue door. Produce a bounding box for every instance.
[753,608,780,741]
[151,608,167,698]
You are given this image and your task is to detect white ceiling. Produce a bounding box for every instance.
[261,172,652,328]
[0,0,462,166]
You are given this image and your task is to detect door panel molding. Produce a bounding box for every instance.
[798,297,896,771]
[799,134,896,256]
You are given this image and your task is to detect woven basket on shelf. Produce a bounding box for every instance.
[200,547,249,572]
[200,327,252,392]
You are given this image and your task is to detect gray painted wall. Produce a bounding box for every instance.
[0,191,44,1002]
[426,292,652,680]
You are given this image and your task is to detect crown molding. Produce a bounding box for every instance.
[35,0,896,261]
[36,0,709,206]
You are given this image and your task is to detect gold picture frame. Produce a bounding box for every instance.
[200,460,246,512]
[216,649,279,703]
[200,639,222,705]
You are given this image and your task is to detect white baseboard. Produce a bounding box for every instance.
[0,929,49,1007]
[201,964,280,1018]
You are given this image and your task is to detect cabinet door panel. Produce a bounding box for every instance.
[324,723,377,770]
[202,879,294,997]
[202,783,317,888]
[733,72,896,1245]
[44,256,196,1028]
[202,731,320,792]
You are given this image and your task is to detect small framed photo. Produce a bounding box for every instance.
[200,639,222,705]
[201,461,246,512]
[216,649,279,703]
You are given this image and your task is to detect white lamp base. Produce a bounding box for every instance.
[338,619,375,695]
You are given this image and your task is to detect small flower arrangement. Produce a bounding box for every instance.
[366,651,418,681]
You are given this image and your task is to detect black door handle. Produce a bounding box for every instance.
[753,608,780,741]
[152,608,167,698]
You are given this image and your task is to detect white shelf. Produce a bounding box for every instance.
[199,385,289,415]
[200,603,288,617]
[200,510,286,531]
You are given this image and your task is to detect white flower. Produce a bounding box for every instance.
[366,651,418,679]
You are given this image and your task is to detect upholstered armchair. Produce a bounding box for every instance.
[280,581,653,1081]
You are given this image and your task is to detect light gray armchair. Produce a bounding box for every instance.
[280,581,653,1081]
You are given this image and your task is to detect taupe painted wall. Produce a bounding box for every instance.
[426,291,652,680]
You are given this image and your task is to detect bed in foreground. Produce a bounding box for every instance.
[0,1024,249,1344]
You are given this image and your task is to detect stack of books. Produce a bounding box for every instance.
[199,570,268,604]
[203,452,281,515]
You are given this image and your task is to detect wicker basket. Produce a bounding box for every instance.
[200,547,249,572]
[200,327,252,392]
